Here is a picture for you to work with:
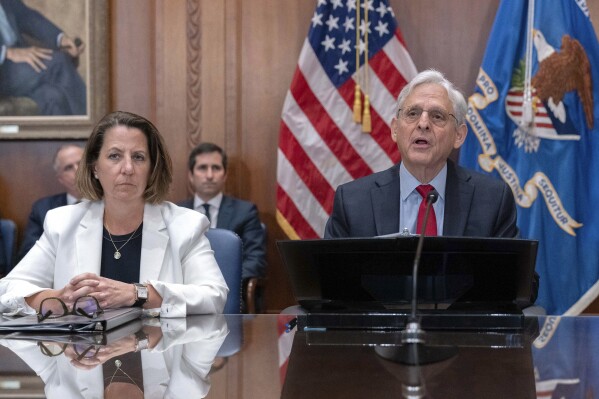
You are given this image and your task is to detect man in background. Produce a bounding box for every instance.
[0,0,86,115]
[180,143,266,309]
[17,144,83,262]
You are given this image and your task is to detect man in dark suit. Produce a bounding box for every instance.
[325,69,538,302]
[17,144,83,262]
[180,143,266,285]
[0,0,86,115]
[325,69,517,238]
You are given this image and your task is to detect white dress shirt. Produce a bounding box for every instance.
[193,192,223,228]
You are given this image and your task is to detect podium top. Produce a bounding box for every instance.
[278,236,538,314]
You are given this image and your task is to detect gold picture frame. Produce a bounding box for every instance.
[0,0,108,139]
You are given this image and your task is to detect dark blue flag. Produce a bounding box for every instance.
[459,0,599,314]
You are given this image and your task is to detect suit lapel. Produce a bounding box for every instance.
[180,198,193,209]
[372,165,401,235]
[444,161,473,236]
[216,195,233,229]
[139,203,169,282]
[58,193,68,207]
[77,202,104,275]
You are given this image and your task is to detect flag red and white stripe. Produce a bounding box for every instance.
[276,0,417,239]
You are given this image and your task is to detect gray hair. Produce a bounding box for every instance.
[52,144,83,173]
[395,69,467,126]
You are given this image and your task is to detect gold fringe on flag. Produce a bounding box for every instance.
[353,0,362,123]
[353,84,362,123]
[361,1,371,133]
[362,94,372,133]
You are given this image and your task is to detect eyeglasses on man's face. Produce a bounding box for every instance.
[37,295,104,322]
[397,106,458,127]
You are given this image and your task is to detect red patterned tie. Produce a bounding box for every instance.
[416,185,437,236]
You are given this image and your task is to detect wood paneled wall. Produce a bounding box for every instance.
[1,0,599,312]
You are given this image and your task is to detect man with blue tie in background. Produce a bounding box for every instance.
[180,143,266,310]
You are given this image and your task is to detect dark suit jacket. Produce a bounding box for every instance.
[325,160,539,304]
[325,160,519,238]
[179,195,266,280]
[17,192,67,262]
[0,0,61,50]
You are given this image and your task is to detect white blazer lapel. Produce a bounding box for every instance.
[140,203,169,283]
[76,201,104,275]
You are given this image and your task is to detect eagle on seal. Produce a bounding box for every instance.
[531,31,594,129]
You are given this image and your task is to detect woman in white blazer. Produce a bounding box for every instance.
[0,111,228,317]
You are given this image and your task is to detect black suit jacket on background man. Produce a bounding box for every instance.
[324,160,519,239]
[17,192,67,262]
[179,195,266,281]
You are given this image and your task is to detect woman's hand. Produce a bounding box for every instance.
[24,278,94,312]
[69,273,135,309]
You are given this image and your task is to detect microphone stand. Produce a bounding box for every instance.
[401,190,438,347]
[375,189,457,365]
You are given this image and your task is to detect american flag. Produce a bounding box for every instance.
[276,0,417,239]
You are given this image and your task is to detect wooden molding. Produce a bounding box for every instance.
[186,0,202,147]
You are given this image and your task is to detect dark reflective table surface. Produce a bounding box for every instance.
[0,314,597,398]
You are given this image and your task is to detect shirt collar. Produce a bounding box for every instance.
[193,192,223,210]
[399,162,447,200]
[66,193,80,205]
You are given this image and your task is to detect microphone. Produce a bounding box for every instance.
[375,188,457,365]
[401,189,438,346]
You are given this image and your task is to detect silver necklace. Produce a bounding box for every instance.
[105,223,141,260]
[105,359,143,395]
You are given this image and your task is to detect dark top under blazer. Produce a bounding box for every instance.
[179,195,266,281]
[18,192,67,262]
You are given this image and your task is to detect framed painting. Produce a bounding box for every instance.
[0,0,108,139]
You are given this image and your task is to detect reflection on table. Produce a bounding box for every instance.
[0,314,597,398]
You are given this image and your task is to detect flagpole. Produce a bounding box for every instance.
[362,1,372,133]
[522,0,535,129]
[353,0,362,123]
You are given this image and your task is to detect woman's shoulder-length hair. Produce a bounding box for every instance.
[77,111,173,204]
